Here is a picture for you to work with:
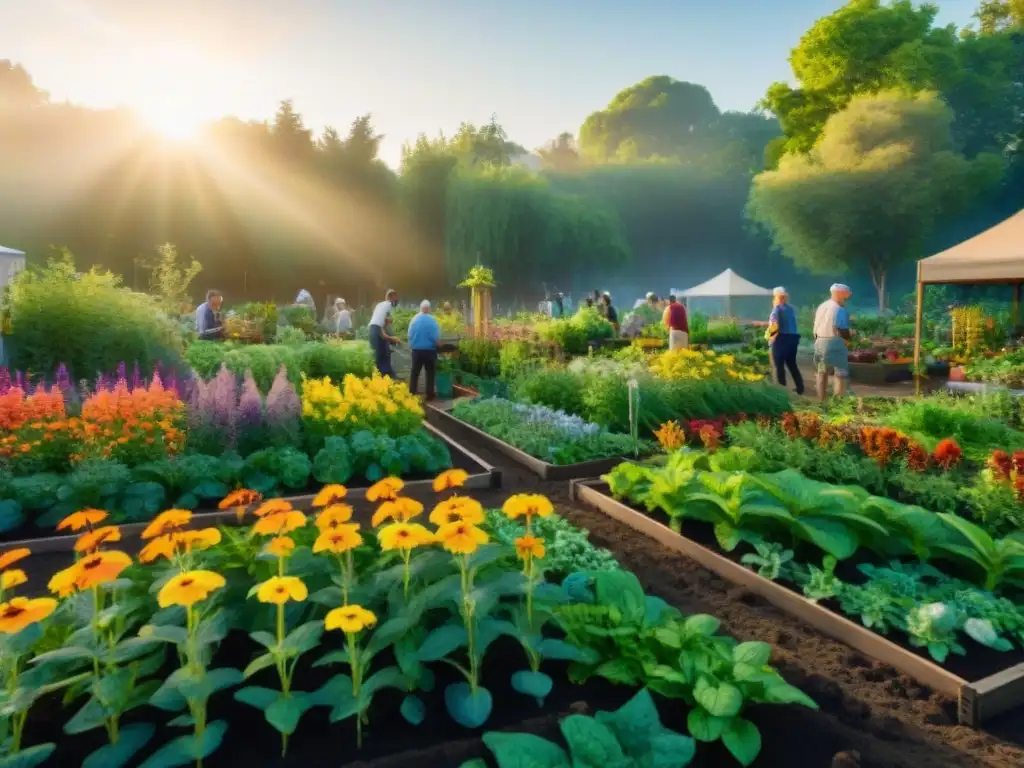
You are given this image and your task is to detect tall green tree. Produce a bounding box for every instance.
[538,132,581,171]
[748,90,1003,311]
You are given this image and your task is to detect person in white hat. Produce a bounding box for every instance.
[766,286,804,395]
[333,298,352,336]
[812,283,853,400]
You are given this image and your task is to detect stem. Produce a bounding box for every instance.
[91,587,102,679]
[525,556,534,629]
[348,633,363,748]
[459,556,477,690]
[402,550,411,599]
[346,550,355,601]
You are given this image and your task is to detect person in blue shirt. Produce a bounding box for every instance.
[408,300,441,399]
[766,286,804,395]
[195,290,224,341]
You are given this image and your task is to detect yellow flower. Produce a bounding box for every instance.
[371,497,424,526]
[74,551,133,590]
[1,569,27,590]
[325,604,377,633]
[378,522,434,551]
[429,496,485,526]
[436,521,488,555]
[313,524,363,554]
[266,536,295,558]
[74,525,122,553]
[316,504,354,530]
[57,508,108,532]
[177,528,222,552]
[0,548,30,571]
[514,535,545,561]
[0,597,57,634]
[502,494,554,521]
[158,570,226,608]
[433,469,470,493]
[141,509,192,539]
[48,565,79,597]
[256,576,308,605]
[139,534,178,564]
[219,489,262,512]
[313,484,348,507]
[366,477,403,502]
[254,499,294,518]
[251,510,307,536]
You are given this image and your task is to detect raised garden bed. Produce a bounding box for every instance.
[4,423,500,553]
[429,403,641,481]
[848,361,913,385]
[569,478,1024,727]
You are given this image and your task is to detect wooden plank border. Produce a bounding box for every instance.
[3,423,501,555]
[569,479,1024,726]
[429,403,639,481]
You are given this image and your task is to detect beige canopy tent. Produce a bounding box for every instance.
[913,209,1024,391]
[678,268,772,318]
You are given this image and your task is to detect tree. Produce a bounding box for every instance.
[747,91,1003,311]
[975,0,1024,32]
[138,243,203,313]
[0,60,47,110]
[538,132,581,171]
[270,99,314,162]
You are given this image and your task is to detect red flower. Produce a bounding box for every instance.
[932,439,962,471]
[989,450,1013,480]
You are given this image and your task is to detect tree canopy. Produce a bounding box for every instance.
[748,90,1004,311]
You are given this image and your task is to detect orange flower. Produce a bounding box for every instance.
[316,504,354,530]
[433,469,469,493]
[139,535,178,564]
[429,496,485,526]
[501,494,554,521]
[0,548,30,571]
[251,510,307,537]
[313,524,363,554]
[142,509,192,539]
[514,535,545,561]
[0,597,57,634]
[218,489,262,510]
[266,536,295,557]
[1,569,27,590]
[74,525,122,553]
[366,477,403,502]
[57,508,108,532]
[371,497,424,527]
[313,484,348,507]
[73,551,132,590]
[48,566,79,597]
[254,499,293,518]
[176,528,221,552]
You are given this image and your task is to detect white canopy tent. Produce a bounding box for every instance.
[676,268,772,318]
[0,246,24,257]
[0,246,25,291]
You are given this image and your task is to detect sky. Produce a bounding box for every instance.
[0,0,981,168]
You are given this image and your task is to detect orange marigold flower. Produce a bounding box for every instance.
[139,534,178,564]
[429,496,485,526]
[0,548,30,571]
[142,509,193,539]
[1,569,27,590]
[371,497,424,527]
[266,536,295,558]
[177,528,221,552]
[251,510,307,537]
[366,477,403,502]
[316,504,354,530]
[933,438,963,471]
[313,485,348,507]
[73,551,132,590]
[514,534,545,561]
[432,469,469,493]
[57,508,108,532]
[313,524,363,554]
[74,525,122,553]
[254,499,294,518]
[218,489,262,510]
[0,597,57,634]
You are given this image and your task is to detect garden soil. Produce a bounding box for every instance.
[431,411,1024,768]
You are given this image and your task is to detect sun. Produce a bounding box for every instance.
[139,102,203,142]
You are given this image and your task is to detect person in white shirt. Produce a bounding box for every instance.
[368,289,400,376]
[812,283,853,401]
[333,298,352,336]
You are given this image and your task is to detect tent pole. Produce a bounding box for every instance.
[913,267,924,397]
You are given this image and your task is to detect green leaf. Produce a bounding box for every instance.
[31,646,96,666]
[594,689,661,755]
[313,649,351,668]
[458,761,488,768]
[481,731,570,768]
[266,693,310,735]
[444,682,493,728]
[361,666,407,700]
[82,722,154,768]
[559,714,627,768]
[762,680,818,709]
[681,615,720,638]
[243,653,277,680]
[234,685,279,711]
[0,500,26,534]
[593,571,646,625]
[309,674,353,708]
[694,677,744,718]
[192,480,230,500]
[63,696,107,735]
[722,717,761,766]
[139,624,188,646]
[400,694,426,725]
[510,671,553,703]
[686,708,727,742]
[0,744,55,768]
[594,659,638,685]
[537,638,598,664]
[653,628,681,649]
[417,623,468,662]
[249,631,276,650]
[282,621,323,655]
[794,517,858,560]
[138,719,228,768]
[732,641,772,667]
[646,731,697,768]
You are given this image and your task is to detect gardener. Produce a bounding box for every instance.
[766,286,804,396]
[195,289,224,341]
[601,292,619,334]
[408,299,441,400]
[813,283,853,401]
[664,294,689,350]
[333,298,353,336]
[368,289,400,377]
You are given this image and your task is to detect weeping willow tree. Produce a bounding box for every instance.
[444,165,631,295]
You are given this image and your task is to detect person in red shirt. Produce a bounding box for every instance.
[663,294,689,350]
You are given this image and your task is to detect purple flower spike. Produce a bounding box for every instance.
[0,367,11,395]
[131,362,142,391]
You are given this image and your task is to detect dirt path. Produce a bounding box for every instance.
[429,411,1024,768]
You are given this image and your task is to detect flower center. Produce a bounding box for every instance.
[1,605,24,618]
[81,556,102,570]
[179,579,195,587]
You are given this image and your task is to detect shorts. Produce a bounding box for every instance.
[668,330,689,350]
[814,337,849,378]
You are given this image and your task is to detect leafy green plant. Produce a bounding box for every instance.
[462,688,695,768]
[934,514,1024,592]
[740,541,794,581]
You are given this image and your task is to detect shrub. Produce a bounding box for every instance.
[511,368,586,416]
[6,251,183,380]
[185,340,372,391]
[535,307,613,355]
